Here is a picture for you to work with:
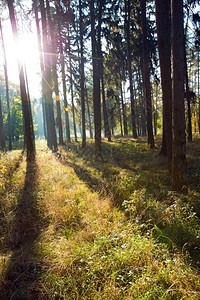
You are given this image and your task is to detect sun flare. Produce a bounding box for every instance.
[3,27,41,96]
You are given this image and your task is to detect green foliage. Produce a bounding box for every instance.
[8,97,24,138]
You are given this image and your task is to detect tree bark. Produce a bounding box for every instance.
[125,0,137,138]
[66,7,77,143]
[85,85,93,139]
[102,77,111,141]
[0,95,6,151]
[184,40,192,142]
[39,0,57,152]
[140,0,155,148]
[155,0,172,164]
[7,0,35,160]
[57,20,71,143]
[198,50,200,134]
[90,0,101,156]
[46,0,64,145]
[171,0,187,191]
[79,0,86,147]
[0,20,12,150]
[120,81,128,136]
[33,0,47,139]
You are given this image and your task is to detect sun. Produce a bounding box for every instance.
[15,34,38,65]
[2,24,41,97]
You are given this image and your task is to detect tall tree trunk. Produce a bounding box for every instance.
[137,67,146,136]
[117,96,123,137]
[66,10,77,143]
[85,85,93,139]
[184,41,192,142]
[7,0,35,161]
[97,0,111,142]
[0,20,12,150]
[46,0,64,146]
[0,96,6,151]
[33,0,47,139]
[120,81,128,136]
[57,22,71,143]
[198,50,200,134]
[171,0,187,191]
[39,0,57,152]
[69,56,77,143]
[125,0,137,138]
[140,0,155,148]
[79,0,86,147]
[90,0,101,156]
[155,0,172,164]
[102,77,111,140]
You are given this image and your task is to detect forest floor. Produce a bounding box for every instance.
[0,135,200,299]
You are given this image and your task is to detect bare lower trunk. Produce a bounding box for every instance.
[90,0,101,156]
[46,0,64,145]
[155,0,172,164]
[102,77,111,141]
[0,96,6,151]
[184,41,192,142]
[125,0,137,138]
[0,20,12,150]
[39,0,57,152]
[141,0,155,148]
[7,0,35,160]
[120,82,128,136]
[171,0,187,191]
[85,86,93,139]
[79,0,86,147]
[58,24,70,143]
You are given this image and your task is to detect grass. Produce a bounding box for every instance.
[0,136,200,299]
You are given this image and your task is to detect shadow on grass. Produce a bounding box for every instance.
[0,151,24,247]
[59,138,200,271]
[0,158,46,299]
[0,151,24,192]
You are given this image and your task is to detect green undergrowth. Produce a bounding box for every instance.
[0,136,199,299]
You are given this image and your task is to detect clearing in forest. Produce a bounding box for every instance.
[0,137,200,299]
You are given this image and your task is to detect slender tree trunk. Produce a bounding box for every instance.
[141,0,155,148]
[90,0,101,156]
[79,0,86,147]
[198,50,200,134]
[57,24,71,143]
[33,0,47,139]
[117,96,123,137]
[0,96,6,151]
[7,0,35,160]
[137,67,146,136]
[155,0,172,163]
[97,0,111,142]
[125,0,137,138]
[102,75,111,141]
[111,108,115,137]
[66,13,77,143]
[171,0,187,191]
[46,0,64,145]
[120,81,128,136]
[85,85,93,139]
[39,0,57,152]
[184,41,192,142]
[0,20,12,150]
[69,56,77,142]
[24,64,35,145]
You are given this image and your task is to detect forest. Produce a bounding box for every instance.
[0,0,200,299]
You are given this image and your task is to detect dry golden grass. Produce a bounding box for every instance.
[0,138,199,299]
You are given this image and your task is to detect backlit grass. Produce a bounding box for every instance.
[0,137,199,299]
